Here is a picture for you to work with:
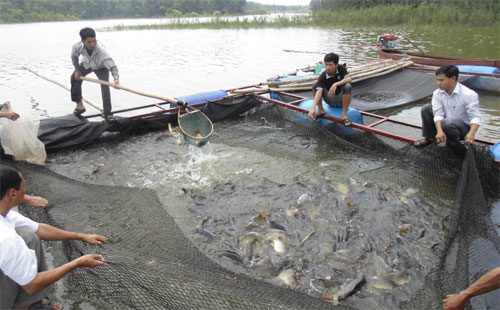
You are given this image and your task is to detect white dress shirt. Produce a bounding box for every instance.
[431,82,481,125]
[0,211,39,285]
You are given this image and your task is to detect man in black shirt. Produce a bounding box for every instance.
[308,53,353,126]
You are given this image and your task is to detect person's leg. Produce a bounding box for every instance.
[442,118,470,157]
[415,103,437,146]
[94,68,112,117]
[71,66,91,112]
[340,83,352,121]
[6,229,50,309]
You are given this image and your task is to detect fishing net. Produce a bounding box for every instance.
[11,94,499,309]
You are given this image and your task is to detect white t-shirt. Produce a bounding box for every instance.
[0,211,39,285]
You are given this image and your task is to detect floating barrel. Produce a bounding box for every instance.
[298,99,364,136]
[457,65,500,75]
[491,142,500,161]
[180,90,228,105]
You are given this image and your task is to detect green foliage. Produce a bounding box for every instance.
[0,0,247,23]
[312,3,499,26]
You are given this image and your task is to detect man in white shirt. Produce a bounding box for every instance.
[0,165,106,309]
[70,27,120,121]
[414,65,481,157]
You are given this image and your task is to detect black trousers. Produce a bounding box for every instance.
[421,103,470,157]
[70,65,112,116]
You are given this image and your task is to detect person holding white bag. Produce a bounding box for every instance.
[0,101,46,165]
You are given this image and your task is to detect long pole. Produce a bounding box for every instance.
[22,67,103,113]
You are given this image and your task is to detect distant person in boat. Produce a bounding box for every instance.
[308,52,353,126]
[70,27,120,121]
[443,267,500,310]
[414,65,480,157]
[0,164,106,310]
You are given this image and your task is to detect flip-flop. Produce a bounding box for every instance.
[414,138,432,147]
[73,107,86,115]
[342,118,352,126]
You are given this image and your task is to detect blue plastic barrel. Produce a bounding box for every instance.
[180,90,228,105]
[298,99,364,136]
[457,65,500,75]
[491,142,500,161]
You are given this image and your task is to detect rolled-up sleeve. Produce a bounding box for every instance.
[465,92,481,125]
[431,91,445,122]
[71,43,80,69]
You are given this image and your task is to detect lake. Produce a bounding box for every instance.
[1,17,498,309]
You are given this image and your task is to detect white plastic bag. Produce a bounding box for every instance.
[0,105,46,165]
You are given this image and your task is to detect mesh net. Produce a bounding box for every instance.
[11,95,499,309]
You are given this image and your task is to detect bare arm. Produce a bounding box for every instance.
[308,88,324,117]
[36,223,106,245]
[23,254,104,294]
[443,267,500,310]
[23,194,48,208]
[465,123,479,144]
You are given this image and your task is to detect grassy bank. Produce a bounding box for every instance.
[104,3,498,31]
[312,3,498,27]
[106,15,311,31]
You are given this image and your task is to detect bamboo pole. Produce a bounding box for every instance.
[80,77,182,104]
[22,67,103,113]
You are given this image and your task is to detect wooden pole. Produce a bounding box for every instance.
[80,77,181,105]
[22,67,103,113]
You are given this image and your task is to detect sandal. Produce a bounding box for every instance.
[29,298,63,310]
[73,107,86,115]
[342,118,352,126]
[414,138,433,147]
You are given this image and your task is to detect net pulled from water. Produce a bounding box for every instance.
[12,95,499,309]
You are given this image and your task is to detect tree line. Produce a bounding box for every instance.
[0,0,247,23]
[309,0,499,11]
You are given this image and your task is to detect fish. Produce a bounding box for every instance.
[297,193,311,205]
[194,228,217,241]
[278,268,295,287]
[239,232,263,260]
[269,220,286,231]
[336,183,350,195]
[266,230,288,254]
[218,250,243,264]
[332,274,365,305]
[381,271,410,286]
[299,231,316,246]
[366,275,394,295]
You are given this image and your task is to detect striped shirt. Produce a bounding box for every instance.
[71,41,119,80]
[432,82,481,125]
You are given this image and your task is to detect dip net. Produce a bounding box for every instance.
[13,95,499,309]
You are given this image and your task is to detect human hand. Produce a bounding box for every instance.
[328,84,337,98]
[464,132,475,144]
[81,234,107,245]
[1,111,20,121]
[114,79,120,89]
[76,254,105,268]
[24,195,48,208]
[443,292,468,310]
[435,130,447,143]
[74,71,82,80]
[308,108,316,118]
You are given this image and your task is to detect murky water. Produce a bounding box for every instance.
[0,19,498,139]
[1,18,498,308]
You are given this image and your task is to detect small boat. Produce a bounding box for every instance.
[378,48,500,69]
